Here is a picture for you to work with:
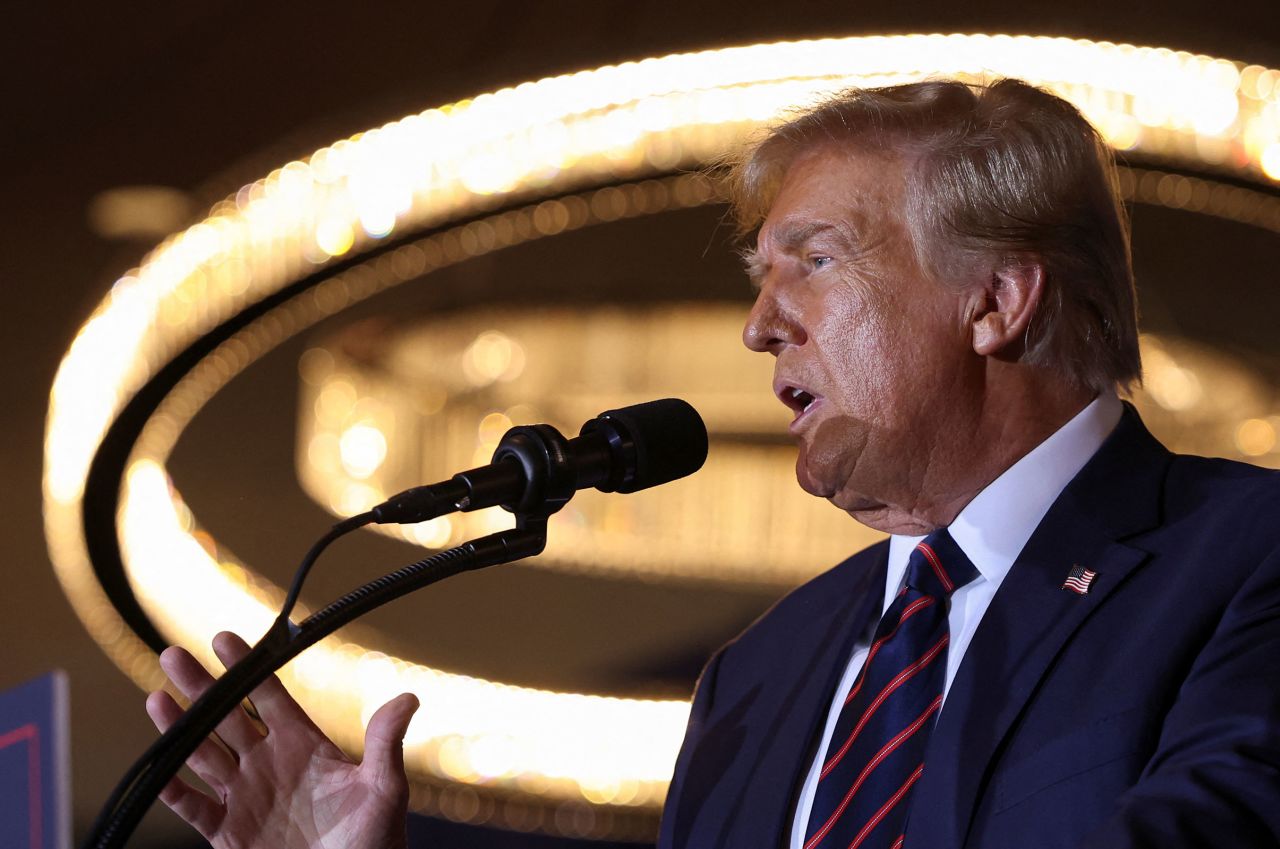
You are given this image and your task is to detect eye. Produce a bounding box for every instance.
[811,255,833,270]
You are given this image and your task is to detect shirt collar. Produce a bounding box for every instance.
[885,392,1123,603]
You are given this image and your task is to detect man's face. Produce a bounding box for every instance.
[742,146,982,534]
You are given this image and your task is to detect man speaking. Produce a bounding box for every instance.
[659,79,1280,848]
[148,79,1280,848]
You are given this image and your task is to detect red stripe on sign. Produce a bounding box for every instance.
[0,724,41,849]
[30,726,40,849]
[0,724,36,749]
[915,543,953,593]
[822,636,948,776]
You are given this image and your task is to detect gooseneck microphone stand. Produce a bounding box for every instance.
[84,516,550,849]
[85,399,708,848]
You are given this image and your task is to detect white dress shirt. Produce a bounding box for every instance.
[788,393,1124,849]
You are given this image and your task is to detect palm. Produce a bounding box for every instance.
[146,632,418,849]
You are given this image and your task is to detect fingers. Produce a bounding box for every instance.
[211,631,314,731]
[145,690,235,779]
[146,689,239,789]
[361,693,420,791]
[158,645,264,754]
[155,773,226,842]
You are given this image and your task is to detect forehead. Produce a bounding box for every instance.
[758,146,908,250]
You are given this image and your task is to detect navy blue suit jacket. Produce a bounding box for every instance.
[659,408,1280,848]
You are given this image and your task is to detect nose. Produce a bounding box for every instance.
[743,285,804,354]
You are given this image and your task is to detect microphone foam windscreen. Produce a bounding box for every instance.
[596,398,708,493]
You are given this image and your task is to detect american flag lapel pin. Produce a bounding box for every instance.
[1062,564,1097,595]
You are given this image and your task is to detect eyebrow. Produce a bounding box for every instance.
[741,220,860,287]
[741,246,767,287]
[771,221,845,252]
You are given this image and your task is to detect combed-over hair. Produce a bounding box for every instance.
[727,78,1141,394]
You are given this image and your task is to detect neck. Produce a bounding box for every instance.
[859,369,1096,535]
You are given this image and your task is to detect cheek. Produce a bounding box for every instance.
[806,412,864,469]
[812,296,902,415]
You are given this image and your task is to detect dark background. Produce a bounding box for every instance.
[2,2,1277,845]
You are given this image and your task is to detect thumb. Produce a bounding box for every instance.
[362,693,419,787]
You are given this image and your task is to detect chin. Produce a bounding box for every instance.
[793,453,831,499]
[843,505,937,536]
[826,490,940,536]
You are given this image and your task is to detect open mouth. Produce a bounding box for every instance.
[779,385,820,418]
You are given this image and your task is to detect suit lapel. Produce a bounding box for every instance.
[749,544,890,848]
[907,406,1172,848]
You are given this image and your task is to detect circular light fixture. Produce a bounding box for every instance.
[44,34,1280,837]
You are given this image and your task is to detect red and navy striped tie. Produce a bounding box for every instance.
[803,528,978,849]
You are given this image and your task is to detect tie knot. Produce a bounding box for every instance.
[905,528,979,598]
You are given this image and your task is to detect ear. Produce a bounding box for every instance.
[969,258,1045,358]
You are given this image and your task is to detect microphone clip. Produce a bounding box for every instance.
[476,423,578,519]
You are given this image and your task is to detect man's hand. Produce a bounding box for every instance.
[145,631,419,849]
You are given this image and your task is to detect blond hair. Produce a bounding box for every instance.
[728,78,1141,394]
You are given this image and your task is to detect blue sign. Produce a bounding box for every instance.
[0,672,69,849]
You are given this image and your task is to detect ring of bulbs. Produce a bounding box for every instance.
[43,34,1280,838]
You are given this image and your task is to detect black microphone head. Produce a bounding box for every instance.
[582,398,708,494]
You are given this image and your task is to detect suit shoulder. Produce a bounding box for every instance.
[1168,452,1280,486]
[1164,453,1280,539]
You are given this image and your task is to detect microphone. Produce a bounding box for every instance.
[370,398,707,524]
